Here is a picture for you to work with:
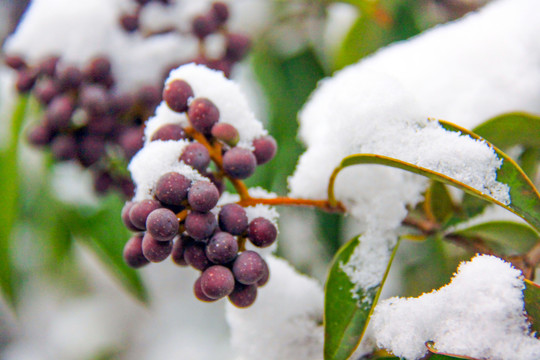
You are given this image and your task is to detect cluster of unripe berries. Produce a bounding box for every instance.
[121,76,278,307]
[5,54,158,197]
[120,1,251,78]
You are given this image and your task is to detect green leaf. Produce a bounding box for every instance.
[63,196,148,304]
[519,147,540,180]
[472,112,540,150]
[425,342,482,360]
[524,279,540,336]
[425,181,455,224]
[448,221,539,256]
[0,95,29,307]
[324,236,399,360]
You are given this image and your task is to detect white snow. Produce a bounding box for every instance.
[226,256,324,360]
[371,255,540,360]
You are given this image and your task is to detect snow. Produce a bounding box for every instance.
[371,255,540,360]
[226,256,324,360]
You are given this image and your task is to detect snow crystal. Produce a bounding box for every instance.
[226,256,324,360]
[128,140,209,201]
[162,63,267,148]
[371,255,540,360]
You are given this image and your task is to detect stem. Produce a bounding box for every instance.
[237,196,345,212]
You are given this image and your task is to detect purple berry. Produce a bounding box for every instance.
[56,65,83,91]
[121,201,140,231]
[179,142,210,172]
[118,126,144,159]
[151,123,187,141]
[211,122,239,146]
[77,135,105,167]
[184,241,211,271]
[187,98,220,135]
[51,135,77,160]
[185,211,217,241]
[93,171,113,194]
[142,232,172,262]
[146,208,179,241]
[163,79,193,113]
[27,124,53,146]
[228,283,257,308]
[205,232,238,264]
[222,147,257,179]
[15,69,37,93]
[188,181,220,213]
[200,265,235,299]
[38,56,59,77]
[218,204,248,235]
[252,136,277,165]
[5,55,26,70]
[136,84,161,110]
[79,85,109,116]
[155,172,192,206]
[45,95,74,131]
[129,199,161,230]
[232,251,266,285]
[257,259,269,287]
[33,79,59,105]
[84,56,112,84]
[192,15,218,39]
[225,33,251,62]
[247,217,277,248]
[123,234,149,268]
[194,276,217,302]
[171,235,191,266]
[211,2,229,24]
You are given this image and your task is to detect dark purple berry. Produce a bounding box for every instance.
[84,56,112,84]
[232,251,266,285]
[257,259,269,287]
[155,172,192,206]
[79,85,109,116]
[192,15,218,39]
[200,265,235,299]
[45,95,74,131]
[179,142,210,172]
[136,84,161,110]
[51,135,77,160]
[222,147,256,179]
[206,59,232,78]
[225,33,251,62]
[123,234,149,268]
[119,126,144,159]
[194,276,217,302]
[171,235,191,266]
[218,204,248,235]
[33,79,59,105]
[27,124,53,146]
[163,79,193,113]
[5,55,26,70]
[38,56,59,77]
[118,177,136,198]
[56,65,83,91]
[15,69,38,93]
[129,199,161,230]
[121,201,140,232]
[184,241,211,271]
[228,283,257,308]
[87,116,115,136]
[205,232,238,264]
[93,170,113,194]
[185,211,217,241]
[142,232,172,262]
[77,135,105,167]
[247,217,277,248]
[187,181,219,213]
[120,13,139,32]
[187,98,220,135]
[252,136,277,165]
[211,2,229,24]
[146,208,179,241]
[109,92,134,116]
[211,123,239,146]
[151,123,187,141]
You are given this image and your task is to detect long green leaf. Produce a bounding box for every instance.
[0,95,29,307]
[324,236,399,360]
[425,342,482,360]
[472,112,540,150]
[524,279,540,336]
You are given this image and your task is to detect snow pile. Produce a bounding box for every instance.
[372,255,540,360]
[226,256,324,360]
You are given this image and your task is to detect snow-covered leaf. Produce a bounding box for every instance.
[0,94,29,307]
[324,236,399,360]
[524,279,540,337]
[426,341,482,360]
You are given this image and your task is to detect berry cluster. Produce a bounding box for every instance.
[122,76,278,308]
[120,1,251,78]
[6,54,158,197]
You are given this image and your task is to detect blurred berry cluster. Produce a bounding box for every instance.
[122,76,278,308]
[120,0,251,78]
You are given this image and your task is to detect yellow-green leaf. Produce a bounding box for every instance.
[426,342,482,360]
[524,279,540,336]
[472,112,540,150]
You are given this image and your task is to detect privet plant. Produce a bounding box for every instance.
[0,0,539,359]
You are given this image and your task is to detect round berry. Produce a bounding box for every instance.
[121,201,140,232]
[211,2,229,24]
[184,241,211,271]
[27,124,53,147]
[218,204,248,235]
[163,79,193,113]
[146,208,179,241]
[222,147,257,179]
[77,135,105,167]
[200,265,235,299]
[93,171,113,195]
[232,251,266,285]
[142,232,172,263]
[257,259,270,287]
[33,79,59,105]
[187,98,220,135]
[188,181,219,213]
[56,65,83,91]
[211,123,239,146]
[123,234,149,268]
[38,56,59,77]
[136,84,161,109]
[151,123,187,142]
[118,126,144,159]
[51,135,77,160]
[228,283,257,308]
[179,142,210,172]
[192,15,218,39]
[252,136,277,165]
[205,232,238,264]
[247,217,277,248]
[129,199,161,230]
[184,211,217,241]
[45,95,74,131]
[15,69,37,93]
[225,33,251,62]
[79,84,109,116]
[84,56,112,84]
[5,55,26,70]
[171,235,191,266]
[155,172,191,206]
[194,276,217,302]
